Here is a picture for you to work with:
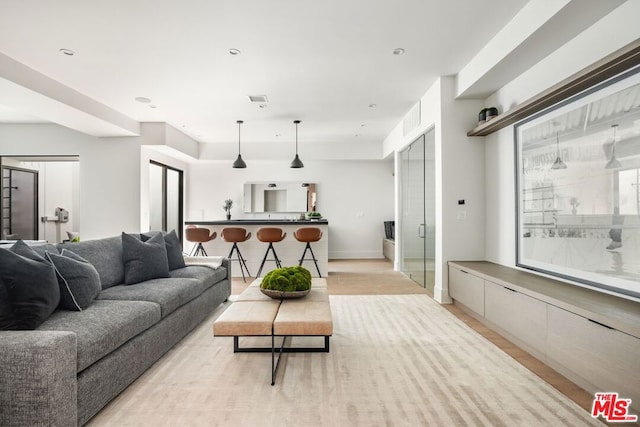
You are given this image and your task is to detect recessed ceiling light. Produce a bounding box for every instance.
[229,48,241,56]
[392,48,405,56]
[135,97,151,103]
[369,104,377,108]
[59,48,75,56]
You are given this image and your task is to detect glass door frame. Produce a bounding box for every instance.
[399,133,426,288]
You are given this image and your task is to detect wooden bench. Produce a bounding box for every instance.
[213,278,333,385]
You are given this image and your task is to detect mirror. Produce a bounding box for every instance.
[243,182,317,213]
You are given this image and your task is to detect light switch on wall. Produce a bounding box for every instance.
[457,210,467,220]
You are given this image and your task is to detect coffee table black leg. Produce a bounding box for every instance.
[271,335,288,385]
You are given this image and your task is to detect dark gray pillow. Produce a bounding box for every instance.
[122,232,170,285]
[0,240,60,330]
[46,249,101,311]
[142,230,186,271]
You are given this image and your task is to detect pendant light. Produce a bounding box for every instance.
[232,120,247,168]
[605,124,622,169]
[550,125,567,170]
[290,119,304,168]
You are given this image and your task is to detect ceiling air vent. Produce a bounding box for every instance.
[248,95,269,103]
[403,101,421,136]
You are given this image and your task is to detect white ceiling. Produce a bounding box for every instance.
[0,0,617,154]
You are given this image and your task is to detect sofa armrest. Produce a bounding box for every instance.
[0,331,78,427]
[222,257,231,282]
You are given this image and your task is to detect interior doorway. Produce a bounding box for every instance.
[1,166,38,240]
[1,156,80,243]
[149,161,184,240]
[400,129,435,291]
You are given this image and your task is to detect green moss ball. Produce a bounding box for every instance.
[260,266,312,292]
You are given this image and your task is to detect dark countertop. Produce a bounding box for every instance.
[185,219,328,226]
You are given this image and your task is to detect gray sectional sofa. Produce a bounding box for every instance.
[0,233,231,426]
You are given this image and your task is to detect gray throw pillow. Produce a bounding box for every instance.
[0,240,60,330]
[122,232,170,285]
[142,230,186,271]
[46,249,102,311]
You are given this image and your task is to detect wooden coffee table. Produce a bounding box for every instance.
[213,278,333,385]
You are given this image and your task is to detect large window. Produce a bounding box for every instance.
[515,66,640,299]
[149,161,183,240]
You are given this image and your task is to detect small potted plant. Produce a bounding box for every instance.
[223,198,233,220]
[307,211,322,220]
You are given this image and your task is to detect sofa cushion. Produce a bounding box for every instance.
[169,265,228,292]
[38,299,161,372]
[58,236,124,289]
[142,230,186,271]
[46,249,102,311]
[97,277,203,318]
[29,243,60,258]
[0,241,60,330]
[122,232,170,285]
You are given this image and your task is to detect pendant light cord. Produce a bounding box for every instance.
[238,120,242,154]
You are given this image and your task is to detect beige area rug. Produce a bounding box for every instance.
[88,295,599,426]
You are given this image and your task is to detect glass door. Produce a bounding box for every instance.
[149,161,183,240]
[400,130,435,291]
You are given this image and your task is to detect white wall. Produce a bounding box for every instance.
[187,160,394,259]
[0,124,141,239]
[483,1,640,267]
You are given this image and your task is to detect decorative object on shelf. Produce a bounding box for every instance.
[550,124,567,170]
[605,124,622,169]
[307,211,322,220]
[232,120,247,168]
[223,198,233,220]
[260,266,312,299]
[485,107,498,121]
[290,120,304,168]
[478,108,488,125]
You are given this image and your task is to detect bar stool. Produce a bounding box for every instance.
[256,227,286,277]
[185,226,217,256]
[221,227,252,282]
[293,227,322,277]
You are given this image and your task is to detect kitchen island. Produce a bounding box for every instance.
[184,219,328,277]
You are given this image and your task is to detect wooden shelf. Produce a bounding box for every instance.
[467,38,640,137]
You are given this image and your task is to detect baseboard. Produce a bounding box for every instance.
[328,251,384,259]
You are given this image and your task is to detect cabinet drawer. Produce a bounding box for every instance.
[485,280,547,355]
[547,305,640,409]
[449,266,484,316]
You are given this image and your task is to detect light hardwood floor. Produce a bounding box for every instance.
[234,259,594,415]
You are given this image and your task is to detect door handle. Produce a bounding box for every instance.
[418,224,425,238]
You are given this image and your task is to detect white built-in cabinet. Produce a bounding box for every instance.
[448,261,640,412]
